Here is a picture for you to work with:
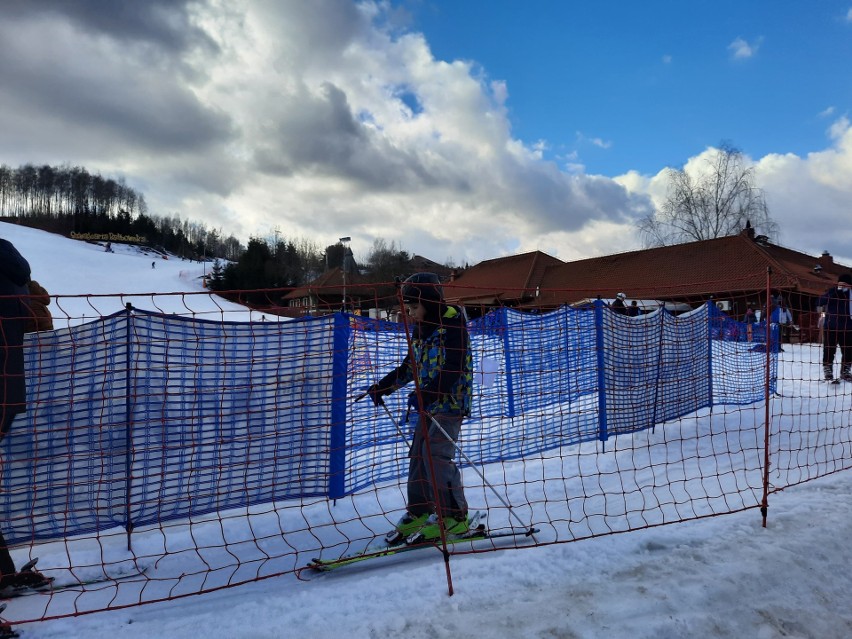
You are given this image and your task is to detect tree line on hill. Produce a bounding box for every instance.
[206,237,421,303]
[3,143,777,294]
[0,163,430,293]
[0,163,244,261]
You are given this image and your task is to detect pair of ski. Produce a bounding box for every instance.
[0,558,148,599]
[303,512,538,573]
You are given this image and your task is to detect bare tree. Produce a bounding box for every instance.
[639,142,778,247]
[365,238,410,283]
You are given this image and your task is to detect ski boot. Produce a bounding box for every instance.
[384,512,430,545]
[0,559,53,598]
[405,513,470,545]
[842,364,852,382]
[824,365,835,382]
[0,605,17,639]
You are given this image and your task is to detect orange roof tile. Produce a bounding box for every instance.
[444,250,564,305]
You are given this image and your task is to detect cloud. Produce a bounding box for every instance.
[620,124,852,266]
[728,36,762,60]
[0,0,662,265]
[846,7,852,22]
[2,0,218,55]
[3,0,848,271]
[754,121,852,265]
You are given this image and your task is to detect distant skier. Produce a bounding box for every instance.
[611,292,628,315]
[367,273,473,544]
[817,273,852,382]
[152,261,156,269]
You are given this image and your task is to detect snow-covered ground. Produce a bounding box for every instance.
[2,222,851,638]
[0,222,268,325]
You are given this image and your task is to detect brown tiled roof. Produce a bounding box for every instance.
[444,250,564,305]
[408,255,455,278]
[532,232,851,308]
[283,267,384,299]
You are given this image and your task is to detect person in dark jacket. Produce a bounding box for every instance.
[367,273,473,544]
[817,272,852,381]
[0,239,51,592]
[611,292,628,315]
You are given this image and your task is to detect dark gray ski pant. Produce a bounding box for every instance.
[407,412,467,519]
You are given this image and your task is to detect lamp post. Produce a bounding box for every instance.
[339,236,351,311]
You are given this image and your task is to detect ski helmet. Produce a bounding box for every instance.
[401,272,443,305]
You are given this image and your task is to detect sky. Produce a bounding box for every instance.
[3,221,852,638]
[1,1,851,268]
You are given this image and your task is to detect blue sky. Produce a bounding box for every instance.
[406,1,852,176]
[0,1,851,266]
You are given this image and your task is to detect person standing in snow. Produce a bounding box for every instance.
[770,300,793,344]
[366,273,473,544]
[0,238,52,594]
[611,292,628,315]
[818,273,852,382]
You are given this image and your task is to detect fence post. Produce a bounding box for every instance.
[328,312,351,500]
[498,308,515,418]
[124,303,134,551]
[650,303,665,432]
[594,299,608,448]
[761,267,773,527]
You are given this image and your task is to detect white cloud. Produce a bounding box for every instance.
[819,106,836,118]
[611,125,852,266]
[2,1,849,270]
[0,0,659,265]
[728,36,762,60]
[846,7,852,22]
[576,131,613,150]
[828,115,851,141]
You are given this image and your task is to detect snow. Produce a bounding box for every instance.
[2,222,851,638]
[1,222,270,326]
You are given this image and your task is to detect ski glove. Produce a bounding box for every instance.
[407,391,421,413]
[366,383,392,407]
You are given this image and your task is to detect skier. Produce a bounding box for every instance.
[611,292,628,314]
[817,273,852,382]
[0,239,52,598]
[367,273,473,544]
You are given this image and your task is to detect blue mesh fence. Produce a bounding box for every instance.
[0,302,775,545]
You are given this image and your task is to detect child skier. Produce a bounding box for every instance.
[367,273,473,544]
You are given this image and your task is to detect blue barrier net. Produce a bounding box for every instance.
[1,302,776,545]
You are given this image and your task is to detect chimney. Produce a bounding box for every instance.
[818,250,834,267]
[740,220,755,240]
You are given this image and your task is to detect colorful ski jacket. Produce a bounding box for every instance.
[379,305,473,416]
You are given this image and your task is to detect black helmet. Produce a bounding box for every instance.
[401,272,443,305]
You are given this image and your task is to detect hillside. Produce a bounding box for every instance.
[0,222,260,326]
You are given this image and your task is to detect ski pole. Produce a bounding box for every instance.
[356,391,412,446]
[381,401,412,447]
[422,411,536,538]
[361,394,536,537]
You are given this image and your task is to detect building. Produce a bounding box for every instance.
[444,226,851,341]
[283,254,457,318]
[442,250,563,317]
